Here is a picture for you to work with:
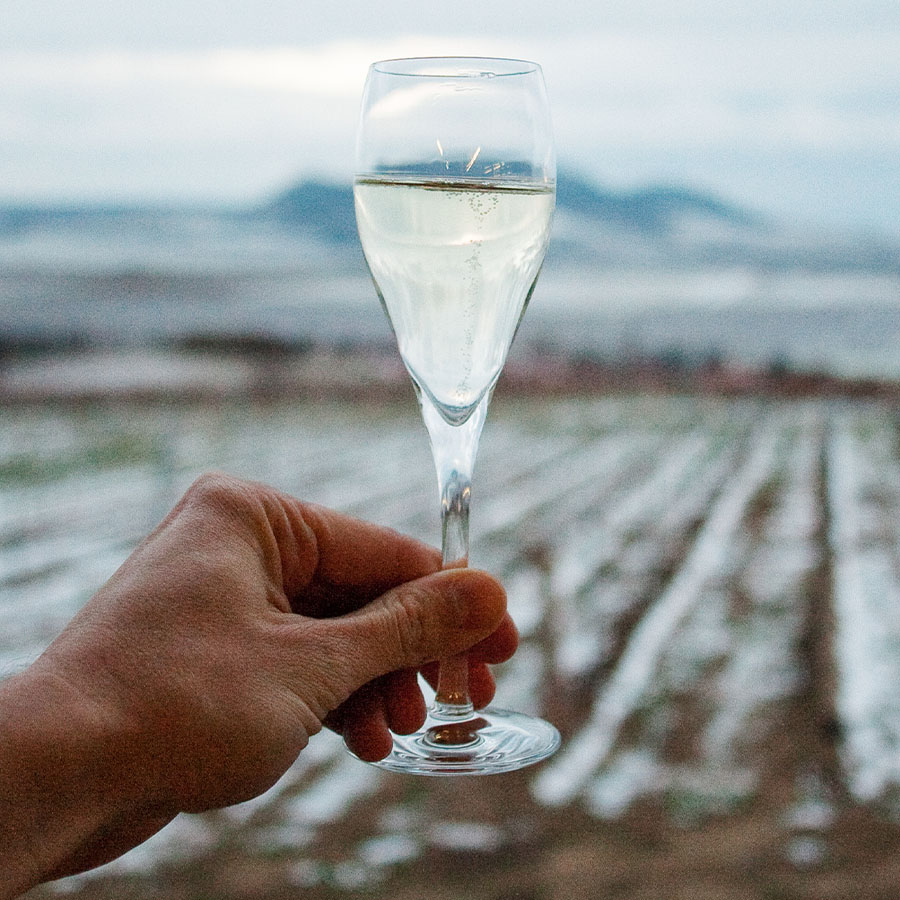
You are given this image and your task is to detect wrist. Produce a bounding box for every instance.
[0,663,158,896]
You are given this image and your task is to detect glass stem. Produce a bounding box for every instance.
[420,392,490,721]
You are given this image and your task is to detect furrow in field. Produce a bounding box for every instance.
[582,410,821,821]
[543,413,754,688]
[532,413,784,807]
[827,412,900,804]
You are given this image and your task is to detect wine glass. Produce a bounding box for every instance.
[353,57,559,774]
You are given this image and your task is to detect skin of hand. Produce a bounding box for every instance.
[0,473,516,895]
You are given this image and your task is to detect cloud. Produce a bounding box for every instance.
[0,30,898,233]
[541,30,900,150]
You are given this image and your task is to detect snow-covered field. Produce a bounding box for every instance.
[5,392,900,898]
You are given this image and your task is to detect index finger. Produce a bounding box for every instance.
[275,495,442,615]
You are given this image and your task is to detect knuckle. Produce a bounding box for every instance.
[385,585,428,663]
[185,471,257,519]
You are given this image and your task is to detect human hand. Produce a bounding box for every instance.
[5,473,514,885]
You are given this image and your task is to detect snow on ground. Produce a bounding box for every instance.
[5,392,900,889]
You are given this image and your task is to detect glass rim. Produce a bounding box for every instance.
[370,56,542,78]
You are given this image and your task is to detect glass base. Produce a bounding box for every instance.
[363,706,561,776]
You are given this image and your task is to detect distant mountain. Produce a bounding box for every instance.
[258,172,758,246]
[0,204,140,237]
[0,175,779,246]
[263,181,358,244]
[555,170,762,233]
[0,175,897,275]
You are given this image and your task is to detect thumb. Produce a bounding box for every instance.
[319,568,506,692]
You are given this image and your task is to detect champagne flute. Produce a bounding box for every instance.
[353,57,559,774]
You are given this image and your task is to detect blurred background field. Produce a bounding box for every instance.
[5,1,900,898]
[6,390,900,900]
[5,123,900,900]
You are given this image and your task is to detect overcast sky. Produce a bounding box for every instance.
[3,0,899,236]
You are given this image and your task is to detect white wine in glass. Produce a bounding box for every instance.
[354,57,559,775]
